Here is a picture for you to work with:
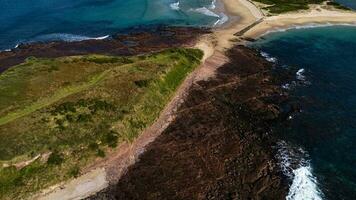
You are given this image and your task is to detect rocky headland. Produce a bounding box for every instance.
[87,45,291,200]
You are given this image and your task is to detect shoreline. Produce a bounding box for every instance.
[32,0,261,196]
[89,45,289,200]
[242,4,356,39]
[12,0,356,199]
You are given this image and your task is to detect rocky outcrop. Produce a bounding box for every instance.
[88,46,289,200]
[0,26,209,72]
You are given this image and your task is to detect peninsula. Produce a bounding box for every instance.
[0,0,355,199]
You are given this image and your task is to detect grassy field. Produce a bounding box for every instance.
[0,48,202,199]
[252,0,347,13]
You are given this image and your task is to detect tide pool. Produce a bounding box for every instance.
[252,26,356,200]
[0,0,223,50]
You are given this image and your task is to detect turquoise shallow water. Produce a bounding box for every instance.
[0,0,222,50]
[252,26,356,200]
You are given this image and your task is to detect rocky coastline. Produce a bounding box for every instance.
[87,45,291,200]
[0,25,294,199]
[0,26,209,73]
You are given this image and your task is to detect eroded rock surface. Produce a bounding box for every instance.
[0,26,209,72]
[89,46,289,200]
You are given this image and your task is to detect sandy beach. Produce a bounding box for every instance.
[195,0,263,59]
[196,0,356,58]
[245,6,356,38]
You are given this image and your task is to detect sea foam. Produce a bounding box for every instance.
[286,166,323,200]
[214,12,229,26]
[210,0,217,9]
[31,33,110,42]
[0,34,110,52]
[260,51,277,63]
[170,1,180,10]
[193,7,220,18]
[276,141,323,200]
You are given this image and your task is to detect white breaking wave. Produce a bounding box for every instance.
[287,166,323,200]
[213,12,229,26]
[296,68,306,81]
[275,141,323,200]
[193,7,220,18]
[210,0,217,9]
[31,33,110,43]
[94,35,110,40]
[260,51,277,63]
[0,34,110,52]
[1,43,21,52]
[191,6,230,26]
[170,1,180,10]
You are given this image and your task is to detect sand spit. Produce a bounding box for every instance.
[245,6,356,38]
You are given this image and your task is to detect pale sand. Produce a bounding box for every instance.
[244,6,356,38]
[195,0,263,60]
[35,168,108,200]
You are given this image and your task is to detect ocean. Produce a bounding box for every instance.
[0,0,224,51]
[336,0,356,9]
[252,26,356,200]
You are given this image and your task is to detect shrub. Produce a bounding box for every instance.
[96,149,105,158]
[47,152,64,165]
[101,131,119,148]
[88,142,99,151]
[68,165,80,178]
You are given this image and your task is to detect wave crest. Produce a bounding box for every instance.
[170,1,180,10]
[275,141,323,200]
[30,33,110,43]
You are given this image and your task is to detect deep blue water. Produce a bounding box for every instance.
[252,26,356,200]
[336,0,356,9]
[0,0,223,50]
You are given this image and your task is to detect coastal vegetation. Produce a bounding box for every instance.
[0,48,202,199]
[252,0,348,13]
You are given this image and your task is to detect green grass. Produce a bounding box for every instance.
[0,71,108,126]
[252,0,326,13]
[0,48,203,199]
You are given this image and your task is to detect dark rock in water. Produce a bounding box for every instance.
[0,26,210,72]
[88,46,288,200]
[242,37,257,42]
